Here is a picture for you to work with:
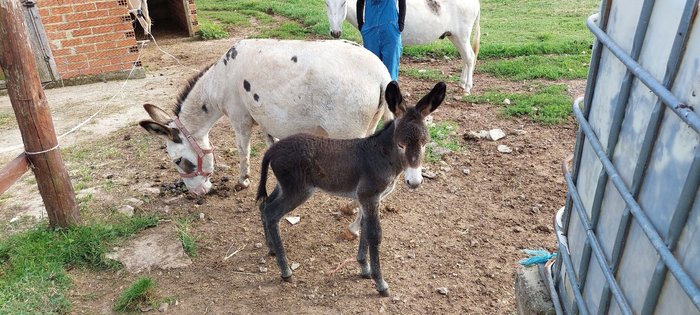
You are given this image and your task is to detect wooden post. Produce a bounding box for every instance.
[0,0,80,227]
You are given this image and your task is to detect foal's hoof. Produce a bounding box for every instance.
[338,203,357,215]
[341,229,358,241]
[378,288,391,297]
[281,275,293,282]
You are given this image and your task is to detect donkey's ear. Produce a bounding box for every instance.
[385,81,406,117]
[416,82,446,117]
[143,103,172,124]
[139,120,177,142]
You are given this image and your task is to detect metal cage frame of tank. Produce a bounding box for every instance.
[552,0,700,314]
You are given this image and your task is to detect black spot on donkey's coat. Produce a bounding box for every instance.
[243,80,251,92]
[291,56,297,63]
[201,104,208,113]
[254,94,259,102]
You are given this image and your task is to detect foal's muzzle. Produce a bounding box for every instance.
[404,167,423,189]
[330,30,341,38]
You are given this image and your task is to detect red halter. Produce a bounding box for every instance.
[173,118,215,178]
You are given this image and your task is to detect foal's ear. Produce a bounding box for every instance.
[139,120,178,142]
[143,103,172,124]
[385,81,407,117]
[416,82,446,117]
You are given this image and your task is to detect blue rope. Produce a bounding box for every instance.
[519,249,557,266]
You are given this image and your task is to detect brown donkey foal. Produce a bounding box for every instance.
[256,81,446,296]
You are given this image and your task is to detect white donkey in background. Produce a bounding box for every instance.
[326,0,480,94]
[128,0,152,36]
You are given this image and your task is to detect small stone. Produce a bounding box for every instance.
[9,217,19,224]
[164,195,183,204]
[497,145,513,153]
[158,303,169,312]
[440,166,452,173]
[422,169,438,179]
[487,129,506,141]
[259,266,268,273]
[125,198,144,207]
[291,262,301,270]
[470,239,479,247]
[139,187,161,195]
[258,257,266,264]
[462,168,471,176]
[513,226,524,233]
[503,98,511,105]
[453,95,462,101]
[254,242,263,249]
[436,287,449,295]
[512,129,527,135]
[237,267,245,272]
[286,216,301,225]
[141,305,153,312]
[198,213,205,220]
[117,205,134,217]
[536,225,553,233]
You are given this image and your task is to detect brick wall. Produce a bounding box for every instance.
[38,0,141,79]
[186,0,200,36]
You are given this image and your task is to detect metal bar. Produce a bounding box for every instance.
[578,0,655,305]
[572,98,700,309]
[642,152,700,314]
[540,262,565,315]
[564,157,634,315]
[555,212,592,315]
[556,0,613,305]
[586,14,700,134]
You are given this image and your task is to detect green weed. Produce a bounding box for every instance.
[175,218,197,257]
[426,121,461,163]
[198,21,229,40]
[465,84,572,124]
[112,277,156,312]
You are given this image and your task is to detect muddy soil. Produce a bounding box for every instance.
[0,34,581,314]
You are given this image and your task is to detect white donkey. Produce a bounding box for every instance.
[326,0,481,94]
[140,39,392,236]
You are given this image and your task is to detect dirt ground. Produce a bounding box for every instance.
[0,32,582,314]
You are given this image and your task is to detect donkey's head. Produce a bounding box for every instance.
[385,81,446,189]
[139,104,214,196]
[325,0,348,38]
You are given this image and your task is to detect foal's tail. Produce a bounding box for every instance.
[256,154,271,205]
[472,10,481,60]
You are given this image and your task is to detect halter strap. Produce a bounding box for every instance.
[173,118,215,178]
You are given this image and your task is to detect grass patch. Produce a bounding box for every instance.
[465,84,572,124]
[113,277,156,312]
[198,21,229,40]
[175,218,197,257]
[258,21,312,39]
[479,53,590,80]
[197,0,331,39]
[0,215,159,314]
[426,121,461,163]
[400,67,459,83]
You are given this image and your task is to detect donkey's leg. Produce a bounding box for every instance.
[448,32,476,95]
[355,204,371,278]
[264,187,313,281]
[359,196,390,296]
[231,116,255,190]
[260,185,281,256]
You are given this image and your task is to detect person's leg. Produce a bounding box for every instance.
[362,27,381,59]
[379,24,402,81]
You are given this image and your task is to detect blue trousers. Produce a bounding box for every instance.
[362,23,402,81]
